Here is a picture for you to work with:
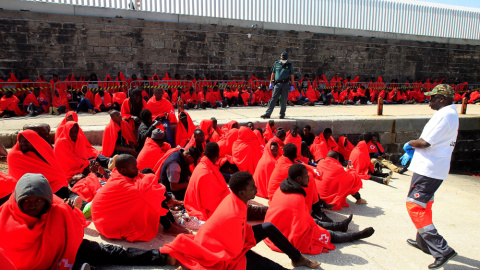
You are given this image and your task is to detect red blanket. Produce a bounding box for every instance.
[367,140,384,154]
[0,195,86,270]
[54,122,99,179]
[313,132,338,151]
[175,111,195,148]
[8,130,68,193]
[120,97,148,120]
[309,141,329,162]
[161,193,256,270]
[265,187,335,255]
[263,123,275,143]
[337,136,354,160]
[101,118,136,157]
[285,132,302,158]
[112,92,127,105]
[137,138,171,171]
[0,172,16,199]
[23,92,48,112]
[55,111,78,141]
[316,157,363,210]
[253,141,279,199]
[184,156,230,221]
[0,248,16,270]
[147,96,177,124]
[232,127,263,174]
[350,141,374,179]
[0,96,23,116]
[92,171,168,242]
[221,120,238,134]
[218,128,239,158]
[267,156,293,200]
[71,173,104,202]
[94,92,112,111]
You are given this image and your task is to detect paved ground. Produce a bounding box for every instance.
[81,172,480,270]
[1,103,479,140]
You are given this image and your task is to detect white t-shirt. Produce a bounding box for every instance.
[408,105,458,180]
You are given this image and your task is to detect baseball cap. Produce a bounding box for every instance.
[281,52,288,60]
[424,84,454,98]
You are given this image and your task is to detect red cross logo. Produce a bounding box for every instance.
[319,234,330,244]
[57,259,73,270]
[414,193,420,198]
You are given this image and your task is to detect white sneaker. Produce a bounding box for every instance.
[356,100,360,104]
[367,101,372,105]
[80,263,91,270]
[180,215,205,230]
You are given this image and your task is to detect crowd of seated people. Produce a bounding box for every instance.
[1,72,478,118]
[0,99,414,268]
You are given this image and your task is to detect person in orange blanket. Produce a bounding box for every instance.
[24,87,49,116]
[112,91,127,111]
[101,110,137,158]
[317,151,367,209]
[253,141,280,199]
[268,143,334,221]
[93,89,113,113]
[147,88,176,145]
[0,90,23,118]
[180,86,199,109]
[50,74,71,115]
[265,164,374,255]
[55,111,78,141]
[268,128,286,152]
[232,126,263,174]
[184,129,206,154]
[285,125,302,158]
[210,117,223,142]
[92,154,189,241]
[121,88,148,129]
[69,162,109,204]
[0,172,16,206]
[367,134,407,174]
[337,135,355,161]
[0,173,172,269]
[350,141,392,185]
[263,120,276,143]
[137,129,171,171]
[54,121,101,179]
[314,128,339,151]
[161,171,321,270]
[8,130,69,199]
[175,111,195,147]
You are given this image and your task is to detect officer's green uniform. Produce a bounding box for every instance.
[264,58,294,118]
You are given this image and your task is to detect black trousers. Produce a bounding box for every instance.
[74,239,166,269]
[246,223,302,270]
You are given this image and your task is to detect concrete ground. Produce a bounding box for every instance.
[82,172,480,270]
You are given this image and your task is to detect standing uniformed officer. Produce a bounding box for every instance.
[261,51,294,119]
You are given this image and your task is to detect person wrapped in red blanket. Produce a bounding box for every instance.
[175,111,195,147]
[0,91,23,118]
[161,171,320,270]
[23,87,49,116]
[253,141,280,199]
[316,151,365,209]
[137,129,171,171]
[337,135,354,161]
[121,88,148,130]
[232,126,263,174]
[101,110,137,157]
[350,141,392,185]
[8,130,69,198]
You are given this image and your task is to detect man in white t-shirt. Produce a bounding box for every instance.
[405,84,458,270]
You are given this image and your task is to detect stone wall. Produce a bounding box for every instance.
[1,9,480,83]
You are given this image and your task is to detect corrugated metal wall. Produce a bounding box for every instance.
[32,0,480,40]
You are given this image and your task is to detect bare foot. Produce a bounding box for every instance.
[165,223,192,236]
[356,198,367,205]
[166,254,177,266]
[292,255,321,269]
[175,267,182,270]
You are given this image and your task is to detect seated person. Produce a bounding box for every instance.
[92,154,187,242]
[350,141,392,185]
[55,111,78,141]
[337,135,355,161]
[137,129,171,171]
[285,125,302,158]
[265,164,374,255]
[24,87,49,116]
[54,122,103,179]
[147,88,176,146]
[0,173,172,269]
[74,85,96,114]
[314,128,338,151]
[232,127,263,174]
[112,91,127,111]
[367,134,407,174]
[69,160,109,204]
[0,90,23,118]
[155,147,201,200]
[7,130,69,199]
[210,117,223,142]
[184,129,206,154]
[101,110,137,158]
[94,89,112,113]
[253,141,280,199]
[137,109,163,151]
[317,151,367,209]
[161,172,320,270]
[181,87,199,109]
[263,120,277,143]
[175,111,195,148]
[50,74,70,115]
[300,124,315,146]
[121,88,148,129]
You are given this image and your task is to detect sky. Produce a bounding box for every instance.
[419,0,480,9]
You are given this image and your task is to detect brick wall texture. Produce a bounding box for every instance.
[1,9,480,83]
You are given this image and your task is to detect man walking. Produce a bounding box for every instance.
[405,84,458,269]
[261,51,294,119]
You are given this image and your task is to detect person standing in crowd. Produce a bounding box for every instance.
[405,85,458,269]
[261,51,294,119]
